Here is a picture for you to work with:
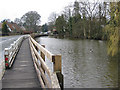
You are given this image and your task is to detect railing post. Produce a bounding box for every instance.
[41,45,45,73]
[52,55,64,89]
[11,44,14,53]
[4,48,9,69]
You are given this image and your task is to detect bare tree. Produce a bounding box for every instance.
[48,12,58,25]
[78,0,98,38]
[14,18,22,26]
[21,11,41,32]
[62,4,73,22]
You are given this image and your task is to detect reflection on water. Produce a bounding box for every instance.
[36,36,118,88]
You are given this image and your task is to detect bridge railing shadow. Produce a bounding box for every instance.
[29,36,63,89]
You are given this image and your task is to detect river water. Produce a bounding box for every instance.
[36,36,118,88]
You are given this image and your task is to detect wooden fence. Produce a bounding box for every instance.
[4,35,29,69]
[29,36,63,89]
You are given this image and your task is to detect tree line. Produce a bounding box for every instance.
[1,11,41,34]
[48,1,116,39]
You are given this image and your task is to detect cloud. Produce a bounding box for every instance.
[0,0,75,25]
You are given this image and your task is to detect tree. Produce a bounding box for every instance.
[55,14,66,36]
[48,12,57,25]
[72,14,82,38]
[14,18,22,26]
[71,1,83,38]
[2,22,9,35]
[62,4,72,21]
[21,11,41,32]
[41,23,48,32]
[104,2,120,56]
[68,16,73,37]
[79,1,98,38]
[48,12,57,31]
[82,11,87,38]
[62,5,73,37]
[73,1,80,16]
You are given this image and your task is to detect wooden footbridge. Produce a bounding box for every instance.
[1,35,63,89]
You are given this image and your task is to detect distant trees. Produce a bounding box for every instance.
[21,11,41,32]
[41,23,48,32]
[2,21,9,35]
[48,1,110,39]
[14,18,22,26]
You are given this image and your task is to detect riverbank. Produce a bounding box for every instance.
[49,35,107,41]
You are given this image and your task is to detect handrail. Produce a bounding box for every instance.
[30,37,53,61]
[29,36,63,89]
[4,35,29,69]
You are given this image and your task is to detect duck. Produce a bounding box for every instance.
[68,50,72,54]
[90,49,93,52]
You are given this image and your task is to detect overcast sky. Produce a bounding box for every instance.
[0,0,76,25]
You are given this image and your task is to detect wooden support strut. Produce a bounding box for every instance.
[41,45,45,73]
[52,55,64,89]
[40,45,46,86]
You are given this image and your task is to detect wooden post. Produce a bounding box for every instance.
[52,55,61,72]
[41,45,45,73]
[52,55,64,89]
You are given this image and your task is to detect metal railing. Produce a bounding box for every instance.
[29,36,63,89]
[4,35,29,69]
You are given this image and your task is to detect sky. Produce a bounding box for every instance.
[0,0,75,25]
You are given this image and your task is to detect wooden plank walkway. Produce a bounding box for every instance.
[2,38,41,89]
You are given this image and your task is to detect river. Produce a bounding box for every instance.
[36,36,118,88]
